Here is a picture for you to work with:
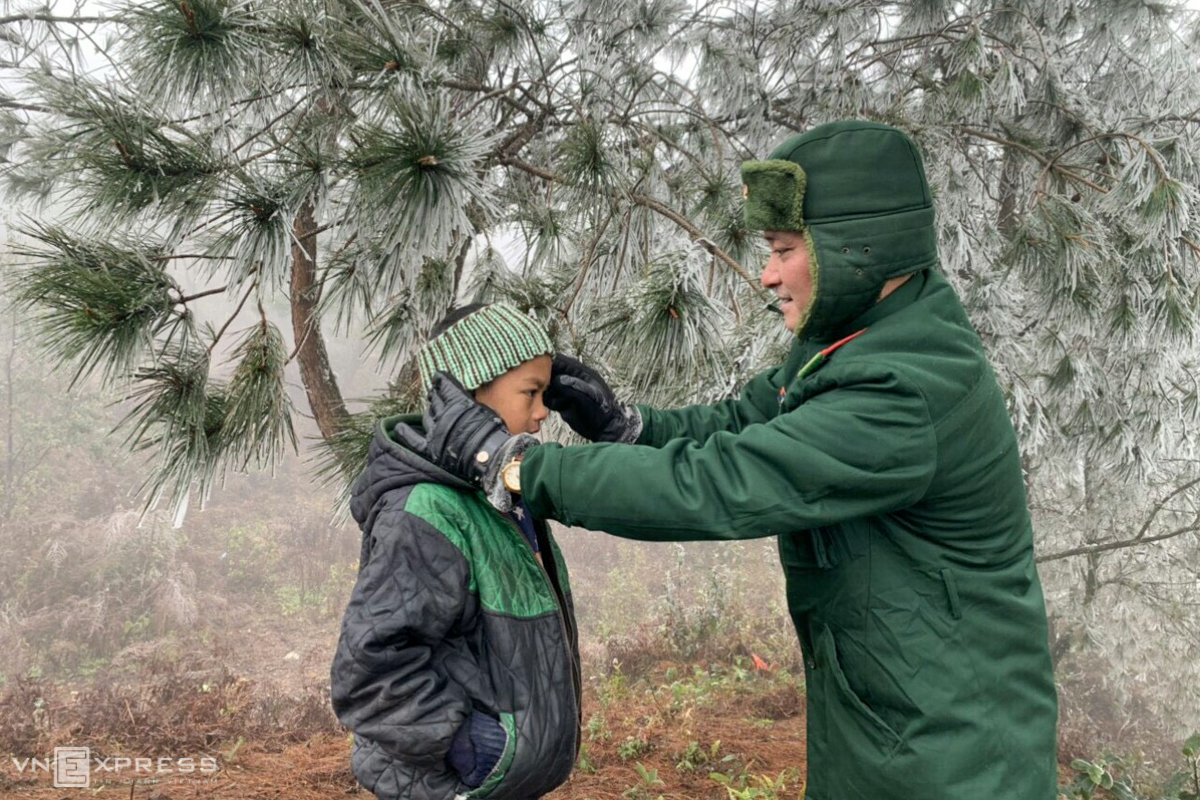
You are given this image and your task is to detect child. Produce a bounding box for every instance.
[331,303,581,800]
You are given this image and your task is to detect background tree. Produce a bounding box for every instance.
[2,0,1200,730]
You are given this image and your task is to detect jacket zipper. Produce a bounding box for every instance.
[492,508,583,758]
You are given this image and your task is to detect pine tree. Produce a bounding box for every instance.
[3,0,1200,728]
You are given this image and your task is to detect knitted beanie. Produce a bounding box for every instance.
[417,303,554,395]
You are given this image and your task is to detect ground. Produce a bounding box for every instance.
[0,605,810,800]
[0,687,809,800]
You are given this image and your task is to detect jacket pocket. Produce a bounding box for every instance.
[816,624,903,760]
[779,529,836,571]
[464,712,517,799]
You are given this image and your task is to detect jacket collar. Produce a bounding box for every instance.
[841,266,930,333]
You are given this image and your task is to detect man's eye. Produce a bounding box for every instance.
[773,248,792,257]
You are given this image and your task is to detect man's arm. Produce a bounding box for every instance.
[546,353,791,446]
[523,364,937,541]
[635,365,784,447]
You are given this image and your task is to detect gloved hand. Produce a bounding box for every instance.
[393,372,536,511]
[543,354,642,443]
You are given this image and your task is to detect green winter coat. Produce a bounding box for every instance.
[520,121,1059,800]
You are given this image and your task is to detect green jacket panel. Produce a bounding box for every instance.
[521,269,1058,800]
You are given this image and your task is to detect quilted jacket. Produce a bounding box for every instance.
[331,414,582,800]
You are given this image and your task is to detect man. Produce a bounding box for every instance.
[398,120,1059,800]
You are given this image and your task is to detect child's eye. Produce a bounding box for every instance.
[773,248,792,257]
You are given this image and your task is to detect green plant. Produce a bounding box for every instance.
[586,711,612,743]
[597,668,629,709]
[576,743,597,775]
[657,547,734,660]
[1177,733,1200,800]
[634,763,663,787]
[222,736,246,765]
[622,762,665,800]
[1065,737,1200,800]
[70,654,111,679]
[122,612,152,643]
[618,735,652,762]
[1066,757,1135,800]
[275,584,325,618]
[219,523,282,594]
[676,740,728,773]
[710,769,801,800]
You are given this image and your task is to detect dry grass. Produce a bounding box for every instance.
[0,675,809,800]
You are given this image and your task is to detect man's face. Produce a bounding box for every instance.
[760,230,813,333]
[474,355,552,436]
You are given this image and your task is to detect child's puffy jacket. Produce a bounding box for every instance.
[331,414,581,800]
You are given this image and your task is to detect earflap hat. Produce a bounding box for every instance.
[741,120,939,341]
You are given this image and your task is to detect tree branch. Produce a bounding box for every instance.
[176,285,230,304]
[1037,476,1200,563]
[499,155,769,302]
[153,255,234,263]
[1132,476,1200,541]
[0,98,52,113]
[1037,524,1200,563]
[955,125,1110,194]
[0,14,106,26]
[206,281,257,356]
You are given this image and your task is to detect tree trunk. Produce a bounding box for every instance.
[290,199,349,444]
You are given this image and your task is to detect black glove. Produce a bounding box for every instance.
[393,372,513,485]
[544,354,642,443]
[394,372,536,510]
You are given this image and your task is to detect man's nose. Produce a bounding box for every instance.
[761,263,778,288]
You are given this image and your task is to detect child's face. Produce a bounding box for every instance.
[474,355,552,436]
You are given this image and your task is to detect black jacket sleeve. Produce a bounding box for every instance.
[330,508,473,765]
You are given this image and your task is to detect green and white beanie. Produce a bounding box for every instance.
[417,303,554,395]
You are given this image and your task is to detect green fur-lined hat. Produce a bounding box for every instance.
[740,120,939,341]
[417,303,553,395]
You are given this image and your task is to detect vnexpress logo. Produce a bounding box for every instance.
[11,747,218,787]
[54,747,90,788]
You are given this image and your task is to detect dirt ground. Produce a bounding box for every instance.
[0,699,808,800]
[1,604,810,800]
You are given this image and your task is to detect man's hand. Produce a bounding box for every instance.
[544,354,642,443]
[393,372,535,511]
